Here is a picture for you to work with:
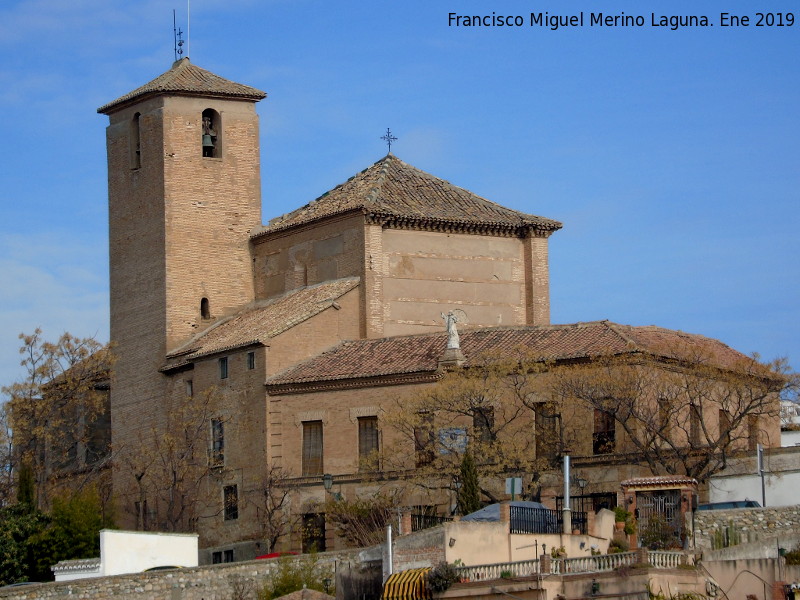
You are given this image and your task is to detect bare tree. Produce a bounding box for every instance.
[117,388,220,532]
[378,348,571,503]
[245,464,296,552]
[3,330,112,509]
[547,345,785,482]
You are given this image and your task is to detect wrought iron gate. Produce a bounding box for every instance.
[635,490,683,549]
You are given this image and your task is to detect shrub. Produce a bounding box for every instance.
[260,554,334,600]
[426,562,459,593]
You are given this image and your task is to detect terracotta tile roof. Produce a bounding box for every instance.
[162,277,359,368]
[621,476,698,488]
[253,154,562,238]
[265,321,753,390]
[98,58,266,114]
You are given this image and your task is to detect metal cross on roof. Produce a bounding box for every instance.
[380,128,398,153]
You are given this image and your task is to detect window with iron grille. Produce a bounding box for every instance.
[593,409,615,455]
[302,421,323,476]
[223,484,238,521]
[358,416,379,462]
[210,419,224,467]
[302,513,326,552]
[414,412,434,467]
[247,351,255,370]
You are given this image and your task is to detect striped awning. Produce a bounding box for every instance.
[382,568,431,600]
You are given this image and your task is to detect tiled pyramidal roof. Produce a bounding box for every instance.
[98,58,266,114]
[266,321,752,390]
[163,277,359,369]
[255,154,562,237]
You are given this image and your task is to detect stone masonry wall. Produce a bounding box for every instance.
[0,551,361,600]
[694,505,800,550]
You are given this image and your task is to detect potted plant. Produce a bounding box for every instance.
[614,506,629,530]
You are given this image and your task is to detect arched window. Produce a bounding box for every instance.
[201,297,211,320]
[201,108,221,158]
[130,112,141,169]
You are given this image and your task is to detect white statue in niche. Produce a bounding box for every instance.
[441,309,467,350]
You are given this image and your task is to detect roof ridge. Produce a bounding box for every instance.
[603,320,640,350]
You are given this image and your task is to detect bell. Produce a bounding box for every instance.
[202,134,215,148]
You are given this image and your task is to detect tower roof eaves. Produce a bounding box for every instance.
[97,58,266,115]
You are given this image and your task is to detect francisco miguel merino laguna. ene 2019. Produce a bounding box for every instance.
[448,12,716,31]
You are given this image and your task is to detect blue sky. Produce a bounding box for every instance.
[0,0,798,386]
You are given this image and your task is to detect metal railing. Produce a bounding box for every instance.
[509,505,588,535]
[411,513,452,532]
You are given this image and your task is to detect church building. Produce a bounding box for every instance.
[97,59,780,562]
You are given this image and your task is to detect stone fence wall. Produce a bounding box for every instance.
[0,549,367,600]
[693,505,800,550]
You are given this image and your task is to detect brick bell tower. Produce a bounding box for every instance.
[98,59,266,508]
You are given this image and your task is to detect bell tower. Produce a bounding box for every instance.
[98,58,266,466]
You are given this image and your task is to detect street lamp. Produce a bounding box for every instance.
[322,473,333,492]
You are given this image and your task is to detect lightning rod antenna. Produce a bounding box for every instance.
[187,0,191,59]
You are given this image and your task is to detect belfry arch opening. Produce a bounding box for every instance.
[201,109,220,158]
[201,297,211,320]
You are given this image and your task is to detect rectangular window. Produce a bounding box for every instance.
[224,549,235,563]
[219,357,228,379]
[210,419,224,467]
[223,484,238,521]
[718,409,732,447]
[212,551,222,564]
[186,379,193,397]
[302,421,323,476]
[302,513,326,552]
[748,415,759,451]
[690,404,702,446]
[472,406,495,443]
[247,351,255,370]
[593,409,615,455]
[535,403,560,463]
[414,412,435,468]
[358,416,379,461]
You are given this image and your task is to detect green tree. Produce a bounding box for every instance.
[456,451,481,515]
[0,503,49,586]
[27,486,114,581]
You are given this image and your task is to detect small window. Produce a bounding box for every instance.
[593,409,615,455]
[210,419,224,467]
[358,416,379,461]
[202,108,221,158]
[212,551,222,564]
[130,112,141,169]
[472,406,495,443]
[201,297,211,320]
[224,549,235,563]
[247,351,255,370]
[186,379,193,397]
[223,485,238,521]
[414,412,434,468]
[302,513,326,553]
[302,421,323,476]
[219,357,228,380]
[690,404,702,446]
